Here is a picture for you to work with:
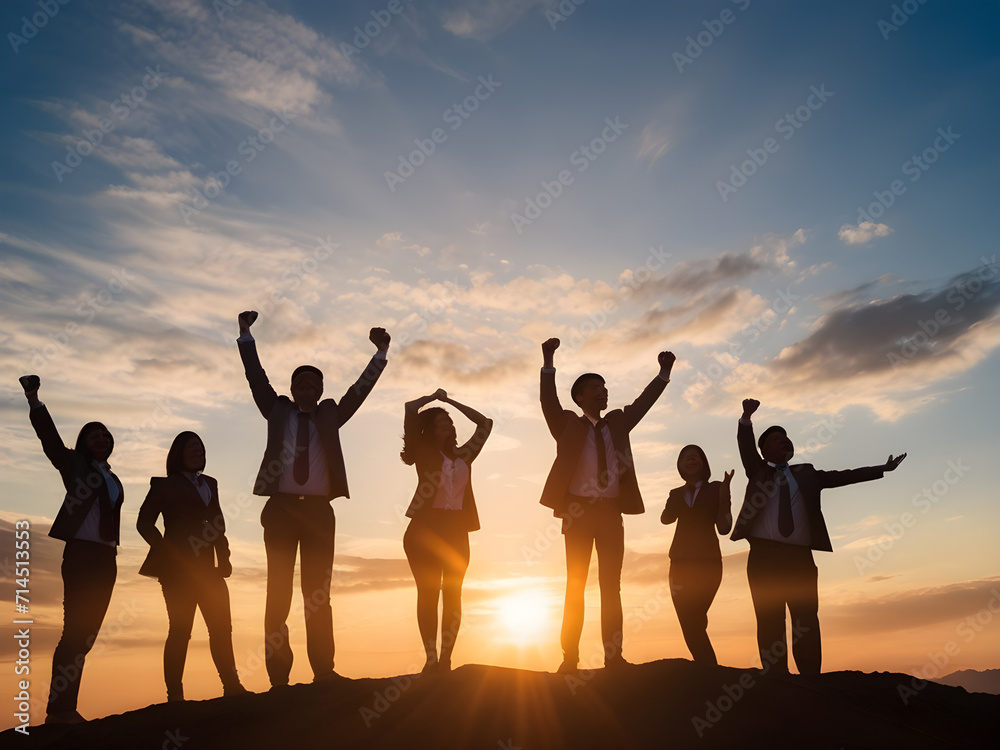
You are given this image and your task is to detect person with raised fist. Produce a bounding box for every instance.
[732,397,907,674]
[236,310,390,687]
[20,375,122,724]
[538,338,676,673]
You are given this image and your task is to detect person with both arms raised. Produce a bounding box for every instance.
[538,338,676,673]
[237,310,390,687]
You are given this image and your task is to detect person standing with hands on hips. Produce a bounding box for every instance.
[538,338,676,673]
[21,374,123,724]
[732,397,906,674]
[137,431,248,702]
[661,445,733,666]
[236,310,390,687]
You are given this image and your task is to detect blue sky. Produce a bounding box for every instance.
[1,0,999,718]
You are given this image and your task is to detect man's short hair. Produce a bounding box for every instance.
[571,373,604,406]
[291,365,323,385]
[758,425,786,451]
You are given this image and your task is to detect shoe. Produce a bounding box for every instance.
[556,659,579,674]
[604,656,631,670]
[45,710,86,725]
[223,683,250,697]
[438,658,452,673]
[313,670,346,684]
[268,681,291,692]
[420,661,438,676]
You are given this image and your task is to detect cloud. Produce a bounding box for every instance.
[824,577,1000,634]
[396,339,532,388]
[839,221,893,245]
[636,121,673,167]
[629,230,805,300]
[440,0,542,40]
[714,260,1000,419]
[121,0,366,116]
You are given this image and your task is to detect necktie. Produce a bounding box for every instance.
[294,412,310,484]
[595,419,609,491]
[775,464,793,537]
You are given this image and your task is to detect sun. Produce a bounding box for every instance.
[496,591,552,639]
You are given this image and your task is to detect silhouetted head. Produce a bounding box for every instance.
[75,422,113,462]
[166,431,206,475]
[571,373,607,419]
[290,365,324,412]
[400,406,456,465]
[677,444,711,484]
[759,425,794,464]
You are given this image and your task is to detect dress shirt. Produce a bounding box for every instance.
[568,414,620,498]
[182,471,212,505]
[73,460,119,547]
[685,480,704,508]
[431,454,469,510]
[277,409,331,496]
[747,461,812,547]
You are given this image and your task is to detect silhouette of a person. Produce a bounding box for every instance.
[137,431,248,701]
[21,375,122,724]
[236,310,390,686]
[661,445,733,665]
[400,389,493,674]
[732,398,907,674]
[538,338,676,672]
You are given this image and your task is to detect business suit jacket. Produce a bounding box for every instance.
[403,413,492,533]
[239,338,387,500]
[731,421,885,552]
[137,474,230,580]
[30,405,123,545]
[539,369,667,517]
[661,482,725,562]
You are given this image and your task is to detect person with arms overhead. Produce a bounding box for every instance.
[400,389,493,674]
[21,375,123,724]
[538,338,676,673]
[661,445,733,666]
[137,431,248,701]
[236,310,390,687]
[732,398,906,674]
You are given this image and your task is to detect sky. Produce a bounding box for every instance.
[1,0,999,727]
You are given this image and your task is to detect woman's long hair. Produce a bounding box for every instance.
[677,444,711,483]
[400,406,449,466]
[165,431,205,475]
[74,422,113,460]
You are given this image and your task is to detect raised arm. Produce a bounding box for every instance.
[445,392,493,462]
[622,350,675,431]
[237,310,278,418]
[21,376,71,471]
[539,338,566,439]
[737,398,764,477]
[404,389,444,434]
[338,327,390,425]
